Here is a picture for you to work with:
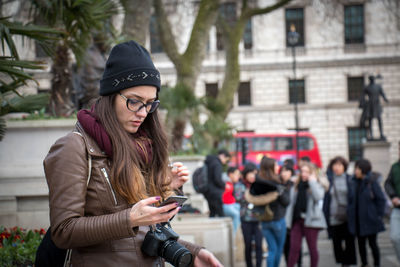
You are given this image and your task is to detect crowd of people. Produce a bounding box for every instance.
[201,146,400,267]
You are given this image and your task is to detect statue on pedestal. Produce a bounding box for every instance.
[359,75,389,140]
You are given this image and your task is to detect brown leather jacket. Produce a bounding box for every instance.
[44,123,201,266]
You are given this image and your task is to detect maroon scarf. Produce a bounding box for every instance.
[77,108,153,165]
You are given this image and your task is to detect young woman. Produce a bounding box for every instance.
[285,162,327,267]
[234,163,263,267]
[348,159,386,267]
[43,40,221,267]
[322,156,356,267]
[281,165,302,267]
[222,166,241,236]
[246,157,290,267]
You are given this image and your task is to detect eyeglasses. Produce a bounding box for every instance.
[119,94,160,113]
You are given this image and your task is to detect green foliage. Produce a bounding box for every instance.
[0,16,63,141]
[0,226,46,267]
[30,0,119,66]
[1,93,50,117]
[159,84,199,116]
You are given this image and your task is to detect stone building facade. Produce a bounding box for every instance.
[153,0,400,171]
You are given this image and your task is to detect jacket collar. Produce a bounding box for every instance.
[75,122,107,158]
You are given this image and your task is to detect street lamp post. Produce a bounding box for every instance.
[288,24,300,168]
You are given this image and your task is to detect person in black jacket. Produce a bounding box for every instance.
[322,156,356,267]
[348,159,386,267]
[203,149,231,217]
[246,156,290,267]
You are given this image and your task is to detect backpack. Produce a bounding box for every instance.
[192,164,209,194]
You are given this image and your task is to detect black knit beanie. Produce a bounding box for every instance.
[99,40,161,96]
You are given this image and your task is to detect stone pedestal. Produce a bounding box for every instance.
[362,140,391,179]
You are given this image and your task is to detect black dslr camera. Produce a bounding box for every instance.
[141,222,193,267]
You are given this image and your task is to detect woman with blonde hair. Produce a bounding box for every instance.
[286,162,327,267]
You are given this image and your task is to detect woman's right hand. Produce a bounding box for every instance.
[129,196,180,228]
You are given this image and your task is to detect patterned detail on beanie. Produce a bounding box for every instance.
[112,71,160,87]
[99,40,161,96]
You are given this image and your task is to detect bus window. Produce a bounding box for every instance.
[252,137,272,151]
[275,137,293,151]
[298,136,314,151]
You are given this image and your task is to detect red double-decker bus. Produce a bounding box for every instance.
[228,131,322,170]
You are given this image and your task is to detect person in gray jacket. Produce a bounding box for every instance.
[285,162,328,267]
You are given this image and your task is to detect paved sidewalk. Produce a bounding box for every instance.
[234,223,399,267]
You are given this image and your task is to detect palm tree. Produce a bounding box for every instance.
[30,0,119,116]
[0,16,63,140]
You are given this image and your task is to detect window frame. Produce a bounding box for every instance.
[344,4,365,45]
[285,8,305,47]
[289,79,306,104]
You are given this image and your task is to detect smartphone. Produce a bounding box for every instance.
[159,195,188,208]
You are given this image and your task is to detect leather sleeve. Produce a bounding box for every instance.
[44,133,134,249]
[178,239,203,266]
[245,189,279,205]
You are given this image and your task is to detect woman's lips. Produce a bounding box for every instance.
[132,121,142,127]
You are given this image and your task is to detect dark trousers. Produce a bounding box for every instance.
[357,234,380,267]
[241,221,263,267]
[330,222,357,265]
[204,193,224,217]
[288,219,320,267]
[284,228,302,267]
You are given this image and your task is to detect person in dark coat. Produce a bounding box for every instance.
[203,149,231,217]
[347,159,386,267]
[359,75,389,140]
[322,156,356,267]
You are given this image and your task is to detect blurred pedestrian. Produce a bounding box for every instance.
[348,159,386,267]
[286,162,327,267]
[234,163,263,267]
[322,156,357,267]
[384,144,400,263]
[281,165,302,267]
[223,166,241,236]
[246,157,290,267]
[203,149,231,217]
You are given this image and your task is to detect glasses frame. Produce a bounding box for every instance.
[119,94,160,113]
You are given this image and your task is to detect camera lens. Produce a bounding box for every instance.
[161,240,193,267]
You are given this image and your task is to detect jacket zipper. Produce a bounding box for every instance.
[101,168,118,205]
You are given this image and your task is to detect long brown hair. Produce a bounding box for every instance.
[259,156,280,183]
[95,94,172,204]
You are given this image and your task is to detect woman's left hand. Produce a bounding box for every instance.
[194,248,223,267]
[169,162,190,190]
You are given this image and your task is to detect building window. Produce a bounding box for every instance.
[243,19,252,50]
[150,14,163,53]
[348,127,367,161]
[238,82,251,106]
[348,76,364,101]
[205,83,218,98]
[217,2,237,51]
[289,79,305,104]
[285,8,304,47]
[344,5,364,44]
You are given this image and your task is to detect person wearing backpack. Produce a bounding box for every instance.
[385,143,400,263]
[203,149,231,217]
[347,159,386,267]
[36,40,222,267]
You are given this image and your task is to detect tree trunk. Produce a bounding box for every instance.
[49,44,74,117]
[120,0,151,46]
[154,0,220,152]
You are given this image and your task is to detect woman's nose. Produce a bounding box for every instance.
[136,106,148,118]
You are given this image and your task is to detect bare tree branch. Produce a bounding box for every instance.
[154,0,182,67]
